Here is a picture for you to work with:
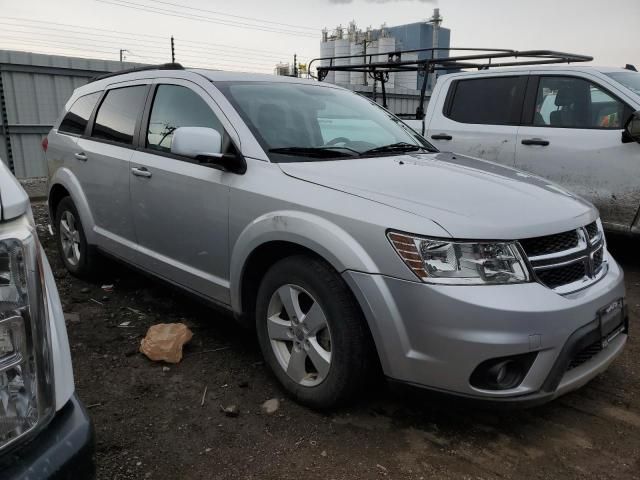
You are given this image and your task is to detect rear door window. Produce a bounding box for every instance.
[446,76,526,125]
[533,76,628,129]
[58,92,101,135]
[92,85,148,145]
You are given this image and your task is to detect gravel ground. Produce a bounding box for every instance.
[31,200,640,480]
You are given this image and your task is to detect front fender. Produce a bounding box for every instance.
[230,210,378,312]
[48,168,96,244]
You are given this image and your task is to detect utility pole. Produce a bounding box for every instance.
[426,8,442,95]
[293,54,297,77]
[119,49,128,69]
[171,36,175,63]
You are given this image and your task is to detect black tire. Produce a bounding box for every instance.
[255,255,375,409]
[54,197,98,278]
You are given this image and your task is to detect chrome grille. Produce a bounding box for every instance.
[519,221,607,294]
[520,230,578,257]
[536,262,586,289]
[585,221,599,240]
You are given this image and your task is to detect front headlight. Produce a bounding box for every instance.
[0,220,53,452]
[388,231,530,285]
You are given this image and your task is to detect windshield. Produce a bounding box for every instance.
[216,81,435,161]
[604,71,640,95]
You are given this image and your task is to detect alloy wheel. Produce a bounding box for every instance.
[266,284,332,387]
[59,210,81,266]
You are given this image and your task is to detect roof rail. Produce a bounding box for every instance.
[89,62,184,83]
[308,48,593,119]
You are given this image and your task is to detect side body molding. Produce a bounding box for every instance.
[229,210,379,314]
[48,168,97,244]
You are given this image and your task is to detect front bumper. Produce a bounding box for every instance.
[1,394,95,479]
[344,252,627,403]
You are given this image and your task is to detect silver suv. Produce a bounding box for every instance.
[45,64,628,408]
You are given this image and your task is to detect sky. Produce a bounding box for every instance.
[0,0,638,73]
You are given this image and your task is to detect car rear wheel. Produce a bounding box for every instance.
[55,197,97,278]
[256,255,374,408]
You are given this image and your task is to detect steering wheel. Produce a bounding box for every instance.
[326,137,351,146]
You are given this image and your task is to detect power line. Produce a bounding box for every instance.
[0,35,279,68]
[0,41,275,73]
[0,16,314,58]
[0,24,297,62]
[138,0,318,31]
[95,0,318,38]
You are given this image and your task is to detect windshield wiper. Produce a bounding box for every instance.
[360,142,433,156]
[268,146,357,158]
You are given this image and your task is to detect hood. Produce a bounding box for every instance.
[0,160,30,221]
[279,152,597,240]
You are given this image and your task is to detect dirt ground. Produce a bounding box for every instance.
[31,201,640,480]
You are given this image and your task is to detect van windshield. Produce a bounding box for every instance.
[216,81,435,162]
[604,71,640,95]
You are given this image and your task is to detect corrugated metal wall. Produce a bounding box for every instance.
[0,50,141,178]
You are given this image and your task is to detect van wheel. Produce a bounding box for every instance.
[255,255,373,409]
[55,197,97,278]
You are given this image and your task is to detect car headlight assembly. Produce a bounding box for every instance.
[388,231,530,285]
[0,220,53,452]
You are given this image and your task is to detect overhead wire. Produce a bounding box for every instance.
[0,17,315,59]
[95,0,318,38]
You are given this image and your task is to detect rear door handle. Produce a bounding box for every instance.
[521,138,550,146]
[74,152,88,161]
[131,166,152,178]
[431,134,453,141]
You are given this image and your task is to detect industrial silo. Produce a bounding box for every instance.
[319,29,335,84]
[334,33,351,85]
[377,34,395,88]
[395,52,418,90]
[349,36,364,86]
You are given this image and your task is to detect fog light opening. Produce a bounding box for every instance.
[470,353,538,391]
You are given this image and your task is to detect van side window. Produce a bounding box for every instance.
[146,85,230,153]
[58,92,101,135]
[92,85,148,145]
[534,76,627,129]
[446,76,525,125]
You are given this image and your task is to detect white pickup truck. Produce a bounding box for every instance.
[406,66,640,235]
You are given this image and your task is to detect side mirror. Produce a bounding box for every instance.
[170,127,245,173]
[171,126,222,158]
[622,111,640,144]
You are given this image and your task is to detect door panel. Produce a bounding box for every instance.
[516,75,640,230]
[129,151,230,301]
[130,81,234,304]
[74,139,136,257]
[426,75,527,166]
[73,84,148,259]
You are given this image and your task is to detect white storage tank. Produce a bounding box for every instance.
[334,38,351,85]
[349,40,364,86]
[366,41,378,82]
[319,38,335,84]
[377,36,396,88]
[395,52,418,90]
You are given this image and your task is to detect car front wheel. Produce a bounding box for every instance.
[255,255,374,409]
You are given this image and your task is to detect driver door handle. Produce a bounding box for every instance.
[131,166,152,178]
[74,152,88,161]
[431,134,453,141]
[521,138,550,146]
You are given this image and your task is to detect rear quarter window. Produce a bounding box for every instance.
[58,92,101,136]
[445,76,526,125]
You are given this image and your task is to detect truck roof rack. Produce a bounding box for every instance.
[89,62,184,83]
[308,48,592,119]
